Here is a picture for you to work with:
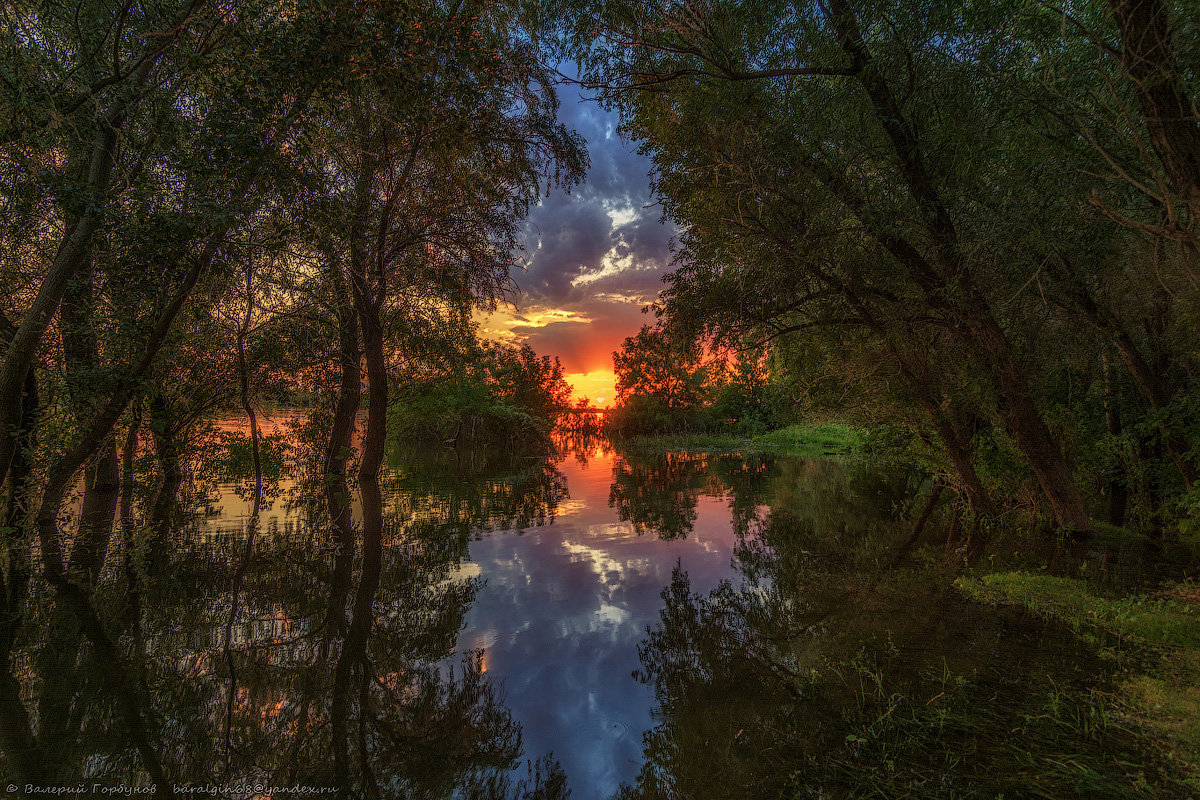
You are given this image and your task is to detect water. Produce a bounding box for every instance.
[7,419,1188,798]
[450,447,747,797]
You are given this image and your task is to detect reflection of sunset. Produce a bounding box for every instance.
[567,370,616,407]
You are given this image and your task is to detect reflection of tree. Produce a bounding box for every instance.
[608,450,780,540]
[617,464,1185,799]
[391,443,569,534]
[0,443,571,799]
[551,428,610,469]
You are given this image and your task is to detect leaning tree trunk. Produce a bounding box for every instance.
[826,0,1090,530]
[0,54,163,485]
[966,305,1092,531]
[1109,0,1200,225]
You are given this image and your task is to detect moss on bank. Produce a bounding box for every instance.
[957,571,1200,785]
[615,422,866,457]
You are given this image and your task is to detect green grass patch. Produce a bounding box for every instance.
[617,422,866,457]
[957,571,1200,783]
[956,572,1200,647]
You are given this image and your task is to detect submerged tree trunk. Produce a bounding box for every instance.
[68,447,120,585]
[150,394,183,519]
[331,478,383,799]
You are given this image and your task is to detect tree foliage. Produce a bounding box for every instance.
[565,0,1200,534]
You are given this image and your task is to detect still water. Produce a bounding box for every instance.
[8,418,1188,798]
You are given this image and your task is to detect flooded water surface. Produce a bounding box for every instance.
[7,418,1188,799]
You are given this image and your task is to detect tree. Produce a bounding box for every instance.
[307,0,586,479]
[565,0,1200,531]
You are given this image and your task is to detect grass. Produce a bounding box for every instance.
[617,422,866,457]
[957,571,1200,784]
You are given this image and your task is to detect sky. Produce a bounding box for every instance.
[477,81,675,407]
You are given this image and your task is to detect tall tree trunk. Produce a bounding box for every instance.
[357,307,387,481]
[1102,353,1130,527]
[223,266,263,775]
[826,0,1089,530]
[325,260,360,634]
[61,259,120,583]
[326,258,361,495]
[2,365,37,614]
[1109,0,1200,226]
[236,264,262,513]
[0,367,41,786]
[120,403,142,542]
[347,150,387,482]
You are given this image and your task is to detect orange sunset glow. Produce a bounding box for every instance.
[565,370,616,407]
[469,79,674,408]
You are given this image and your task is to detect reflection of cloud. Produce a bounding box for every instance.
[452,453,744,800]
[563,536,652,588]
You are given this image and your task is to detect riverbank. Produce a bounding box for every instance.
[957,571,1200,789]
[612,422,866,457]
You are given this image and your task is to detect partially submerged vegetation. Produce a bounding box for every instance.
[958,572,1200,785]
[608,448,1192,799]
[390,342,572,451]
[614,421,866,458]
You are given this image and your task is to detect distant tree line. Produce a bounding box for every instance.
[566,0,1200,536]
[608,324,779,436]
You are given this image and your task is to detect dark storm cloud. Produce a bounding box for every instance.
[520,200,613,301]
[515,81,675,307]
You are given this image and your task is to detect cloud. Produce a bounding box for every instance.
[486,82,676,374]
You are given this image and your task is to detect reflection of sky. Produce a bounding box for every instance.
[452,451,742,799]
